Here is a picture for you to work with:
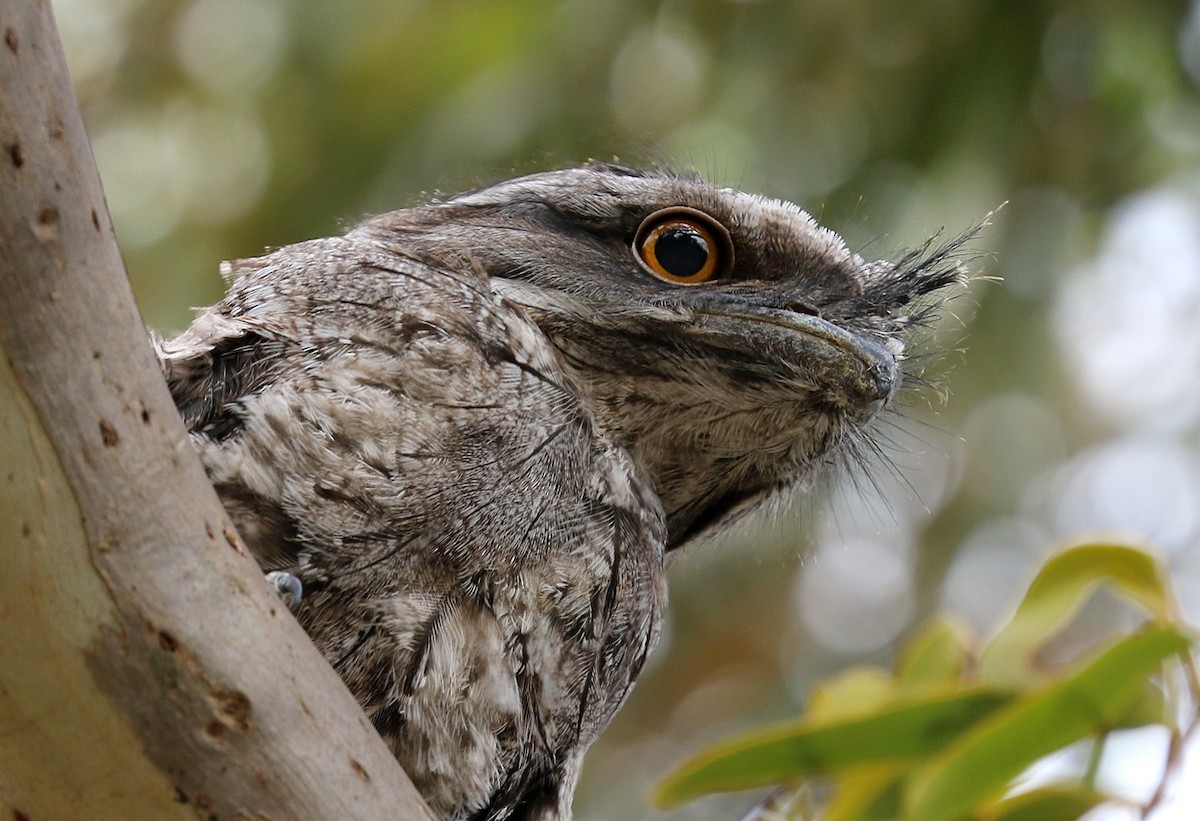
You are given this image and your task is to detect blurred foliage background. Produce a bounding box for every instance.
[55,0,1200,817]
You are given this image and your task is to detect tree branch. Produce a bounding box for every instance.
[0,2,434,818]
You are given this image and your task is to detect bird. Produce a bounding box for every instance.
[155,162,970,821]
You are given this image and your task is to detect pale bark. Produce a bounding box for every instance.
[0,2,434,818]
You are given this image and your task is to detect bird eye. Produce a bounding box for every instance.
[633,208,733,284]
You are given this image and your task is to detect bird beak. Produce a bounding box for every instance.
[690,303,900,418]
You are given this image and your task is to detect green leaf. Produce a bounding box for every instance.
[816,615,979,821]
[895,615,975,688]
[980,541,1177,686]
[805,666,894,723]
[653,687,1012,809]
[1112,678,1168,730]
[824,764,904,821]
[973,784,1109,821]
[905,625,1190,821]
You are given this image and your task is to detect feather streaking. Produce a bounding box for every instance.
[156,163,971,820]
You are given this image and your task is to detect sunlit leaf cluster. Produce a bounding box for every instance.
[655,542,1199,821]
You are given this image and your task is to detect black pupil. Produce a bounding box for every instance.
[656,226,710,277]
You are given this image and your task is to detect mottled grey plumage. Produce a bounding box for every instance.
[156,164,967,820]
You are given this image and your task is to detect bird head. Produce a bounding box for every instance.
[361,163,972,548]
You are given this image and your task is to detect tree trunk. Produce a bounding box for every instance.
[0,2,434,818]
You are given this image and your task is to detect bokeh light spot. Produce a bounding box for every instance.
[795,537,914,655]
[174,0,288,98]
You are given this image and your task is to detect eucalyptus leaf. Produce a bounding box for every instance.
[895,615,975,688]
[906,625,1189,821]
[655,687,1012,808]
[823,764,904,821]
[980,541,1177,686]
[973,784,1109,821]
